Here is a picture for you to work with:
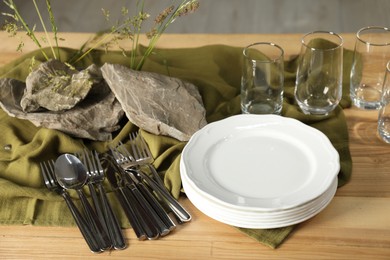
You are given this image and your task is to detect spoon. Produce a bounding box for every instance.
[55,153,111,251]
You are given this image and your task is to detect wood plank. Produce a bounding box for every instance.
[1,197,390,259]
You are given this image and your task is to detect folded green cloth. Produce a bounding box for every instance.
[0,42,352,249]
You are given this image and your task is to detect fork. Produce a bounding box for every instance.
[80,149,127,250]
[40,160,102,253]
[110,145,174,236]
[126,132,191,223]
[75,151,107,239]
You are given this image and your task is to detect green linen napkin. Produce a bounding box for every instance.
[0,42,352,249]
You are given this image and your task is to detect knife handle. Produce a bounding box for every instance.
[138,169,192,222]
[128,170,176,232]
[129,181,172,236]
[125,184,161,240]
[115,187,147,241]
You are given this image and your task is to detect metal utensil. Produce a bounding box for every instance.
[40,160,102,253]
[116,133,192,223]
[81,149,127,249]
[123,168,174,235]
[110,144,175,232]
[55,154,111,250]
[105,149,171,238]
[75,152,108,242]
[101,154,148,241]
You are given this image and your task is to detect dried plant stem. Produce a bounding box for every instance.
[136,0,197,70]
[4,0,49,60]
[2,0,199,70]
[46,0,60,60]
[130,0,145,69]
[32,0,56,59]
[71,24,128,64]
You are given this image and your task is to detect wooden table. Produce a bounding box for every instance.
[1,32,390,259]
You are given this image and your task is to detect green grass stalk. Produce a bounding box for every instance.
[32,0,56,59]
[46,0,61,60]
[4,0,49,60]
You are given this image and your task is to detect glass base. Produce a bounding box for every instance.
[378,117,390,143]
[297,103,337,116]
[352,98,381,110]
[241,103,282,115]
[378,129,390,143]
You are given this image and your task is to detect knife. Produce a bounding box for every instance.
[102,156,147,241]
[126,169,176,234]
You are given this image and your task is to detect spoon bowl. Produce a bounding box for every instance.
[55,154,88,190]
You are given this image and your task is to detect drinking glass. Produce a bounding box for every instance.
[241,42,284,115]
[294,31,343,115]
[350,26,390,110]
[378,61,390,143]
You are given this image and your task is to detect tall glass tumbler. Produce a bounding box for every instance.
[378,61,390,143]
[350,26,390,110]
[241,42,284,115]
[295,31,343,115]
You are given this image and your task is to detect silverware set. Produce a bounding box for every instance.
[110,133,191,224]
[40,132,191,253]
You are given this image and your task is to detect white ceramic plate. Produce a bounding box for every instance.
[181,160,338,219]
[181,162,338,228]
[181,114,340,211]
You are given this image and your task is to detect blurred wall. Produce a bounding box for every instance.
[1,0,389,34]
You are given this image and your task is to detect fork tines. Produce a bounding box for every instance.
[80,149,101,178]
[129,132,152,164]
[40,160,56,190]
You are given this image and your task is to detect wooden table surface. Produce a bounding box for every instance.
[1,32,390,259]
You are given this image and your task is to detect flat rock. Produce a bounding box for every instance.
[21,60,101,112]
[101,63,207,141]
[0,78,124,141]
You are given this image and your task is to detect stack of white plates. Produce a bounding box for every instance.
[180,114,339,229]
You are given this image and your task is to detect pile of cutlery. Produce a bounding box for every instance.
[40,132,191,253]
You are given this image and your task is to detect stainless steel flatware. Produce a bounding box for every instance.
[40,160,102,253]
[80,150,127,250]
[112,132,192,223]
[102,154,159,240]
[76,151,107,240]
[39,130,191,251]
[136,167,191,224]
[124,168,175,235]
[54,154,111,250]
[110,144,176,233]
